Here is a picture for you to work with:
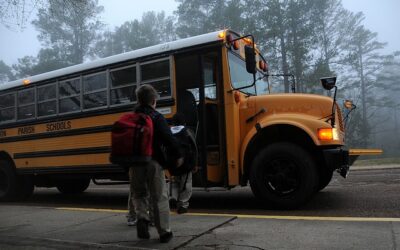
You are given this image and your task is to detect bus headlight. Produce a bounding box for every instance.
[318,128,339,141]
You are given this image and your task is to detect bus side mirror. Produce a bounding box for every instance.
[245,45,256,74]
[320,76,336,90]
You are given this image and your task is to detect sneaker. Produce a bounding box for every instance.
[177,206,188,214]
[137,219,150,239]
[127,216,137,226]
[160,231,173,243]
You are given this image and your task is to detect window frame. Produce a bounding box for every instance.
[17,87,36,121]
[109,64,138,107]
[37,83,57,118]
[82,71,108,111]
[139,57,173,100]
[0,92,16,124]
[58,77,82,114]
[0,55,176,125]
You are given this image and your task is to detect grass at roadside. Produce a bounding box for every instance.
[353,157,400,166]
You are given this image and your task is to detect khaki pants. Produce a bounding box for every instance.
[127,185,153,221]
[169,172,192,209]
[127,190,136,219]
[129,161,170,235]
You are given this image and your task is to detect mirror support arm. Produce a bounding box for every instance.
[331,86,338,127]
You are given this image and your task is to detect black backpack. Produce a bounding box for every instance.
[166,126,197,176]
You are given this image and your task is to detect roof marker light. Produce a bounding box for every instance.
[23,79,31,85]
[233,40,240,50]
[243,37,253,45]
[259,61,268,72]
[226,34,233,42]
[226,34,239,50]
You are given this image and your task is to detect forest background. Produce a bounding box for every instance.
[0,0,399,158]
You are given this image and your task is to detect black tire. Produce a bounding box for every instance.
[249,142,319,209]
[18,175,34,200]
[316,169,333,192]
[0,160,34,201]
[0,159,19,201]
[56,178,90,194]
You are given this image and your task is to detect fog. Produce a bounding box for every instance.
[1,0,399,65]
[0,0,399,160]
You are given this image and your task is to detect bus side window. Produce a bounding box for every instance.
[38,84,56,117]
[0,93,16,123]
[110,66,137,105]
[17,88,35,120]
[59,78,81,113]
[83,72,107,110]
[140,59,171,98]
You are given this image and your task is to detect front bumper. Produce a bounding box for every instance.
[322,148,350,178]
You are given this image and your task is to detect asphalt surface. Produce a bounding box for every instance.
[0,165,400,249]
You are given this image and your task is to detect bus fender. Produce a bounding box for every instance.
[0,151,14,166]
[240,118,321,183]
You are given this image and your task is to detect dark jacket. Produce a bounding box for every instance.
[134,104,182,165]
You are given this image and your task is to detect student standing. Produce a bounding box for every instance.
[129,84,183,243]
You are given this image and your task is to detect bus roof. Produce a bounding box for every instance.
[1,30,229,92]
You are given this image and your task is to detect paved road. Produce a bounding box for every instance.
[1,167,399,249]
[7,168,400,217]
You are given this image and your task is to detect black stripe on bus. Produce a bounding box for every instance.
[16,164,125,175]
[0,125,112,143]
[14,146,111,159]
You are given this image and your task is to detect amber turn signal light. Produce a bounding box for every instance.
[318,128,333,140]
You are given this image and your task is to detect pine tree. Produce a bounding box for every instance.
[32,0,104,65]
[94,11,176,58]
[340,13,388,147]
[0,60,15,83]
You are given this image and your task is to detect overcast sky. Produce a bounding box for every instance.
[0,0,399,66]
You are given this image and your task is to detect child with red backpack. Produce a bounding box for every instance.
[111,84,183,243]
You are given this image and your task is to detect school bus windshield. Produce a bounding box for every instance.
[228,51,268,96]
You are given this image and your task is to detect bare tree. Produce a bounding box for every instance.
[0,0,89,30]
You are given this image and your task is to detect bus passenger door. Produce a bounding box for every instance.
[174,50,226,187]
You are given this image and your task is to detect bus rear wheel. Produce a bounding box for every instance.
[0,160,34,201]
[56,178,91,194]
[249,142,318,209]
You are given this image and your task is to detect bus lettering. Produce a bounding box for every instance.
[18,126,35,135]
[0,130,6,137]
[46,121,72,132]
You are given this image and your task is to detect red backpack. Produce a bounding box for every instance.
[110,112,153,167]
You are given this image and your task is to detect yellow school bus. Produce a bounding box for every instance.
[0,30,380,208]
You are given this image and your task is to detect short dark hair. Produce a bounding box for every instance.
[135,84,158,105]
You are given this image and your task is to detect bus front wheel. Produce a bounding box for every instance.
[249,142,318,209]
[56,178,91,194]
[316,169,334,192]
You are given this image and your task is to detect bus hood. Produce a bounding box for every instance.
[249,93,335,122]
